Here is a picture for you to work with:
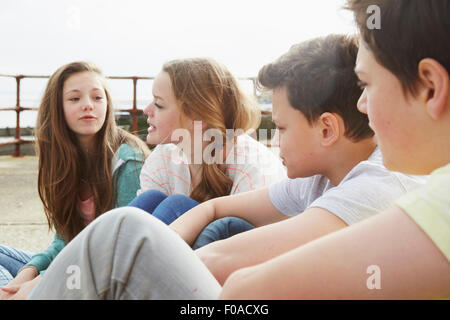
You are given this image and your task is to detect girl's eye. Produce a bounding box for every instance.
[357,80,367,89]
[95,96,103,101]
[69,97,80,102]
[155,102,163,109]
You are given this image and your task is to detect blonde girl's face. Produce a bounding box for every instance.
[62,71,108,143]
[144,71,188,145]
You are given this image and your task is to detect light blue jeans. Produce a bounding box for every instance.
[0,245,34,287]
[128,190,255,249]
[29,208,222,299]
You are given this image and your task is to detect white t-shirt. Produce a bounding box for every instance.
[140,134,287,197]
[269,148,427,225]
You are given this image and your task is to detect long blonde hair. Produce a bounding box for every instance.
[35,61,149,242]
[163,58,260,202]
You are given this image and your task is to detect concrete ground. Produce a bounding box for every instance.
[0,156,54,253]
[0,141,280,254]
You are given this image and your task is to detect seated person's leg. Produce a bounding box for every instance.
[28,207,221,300]
[152,194,200,225]
[192,217,254,250]
[0,245,34,287]
[0,265,13,288]
[127,190,168,214]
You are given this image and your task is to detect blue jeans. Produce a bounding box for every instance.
[128,190,254,249]
[0,245,34,287]
[192,217,254,249]
[128,190,200,225]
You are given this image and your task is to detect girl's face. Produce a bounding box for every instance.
[62,71,107,147]
[144,71,187,145]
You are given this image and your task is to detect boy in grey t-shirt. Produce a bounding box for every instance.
[270,148,424,225]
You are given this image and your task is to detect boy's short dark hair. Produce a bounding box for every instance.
[257,34,373,142]
[345,0,450,96]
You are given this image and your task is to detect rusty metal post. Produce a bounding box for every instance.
[14,75,23,157]
[131,77,138,134]
[252,77,257,98]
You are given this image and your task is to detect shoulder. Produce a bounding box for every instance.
[341,148,427,192]
[226,134,286,191]
[396,164,450,215]
[231,134,284,169]
[395,165,450,262]
[117,143,146,162]
[143,143,188,168]
[112,143,146,175]
[234,134,273,154]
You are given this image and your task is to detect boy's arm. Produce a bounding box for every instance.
[170,187,288,246]
[220,206,450,299]
[196,206,347,285]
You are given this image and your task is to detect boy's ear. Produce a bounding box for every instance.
[418,58,449,120]
[317,112,340,147]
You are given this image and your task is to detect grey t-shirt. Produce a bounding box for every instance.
[268,148,427,225]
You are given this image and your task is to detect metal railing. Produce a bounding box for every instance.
[0,73,267,157]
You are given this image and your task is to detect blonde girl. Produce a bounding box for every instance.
[129,58,286,246]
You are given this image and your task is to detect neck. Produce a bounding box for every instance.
[324,136,377,186]
[78,135,96,155]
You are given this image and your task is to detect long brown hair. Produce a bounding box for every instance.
[163,58,261,203]
[35,61,149,242]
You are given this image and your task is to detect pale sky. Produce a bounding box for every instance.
[0,0,356,77]
[0,0,357,127]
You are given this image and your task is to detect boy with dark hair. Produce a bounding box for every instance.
[220,0,450,299]
[170,34,423,284]
[23,33,425,299]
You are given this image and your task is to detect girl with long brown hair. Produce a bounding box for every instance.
[128,58,286,247]
[0,61,150,298]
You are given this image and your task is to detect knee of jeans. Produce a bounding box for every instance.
[138,189,168,202]
[165,194,195,204]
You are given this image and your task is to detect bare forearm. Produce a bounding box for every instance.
[170,200,216,245]
[170,188,286,246]
[198,207,348,285]
[196,227,283,285]
[220,207,450,299]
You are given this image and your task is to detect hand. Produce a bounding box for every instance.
[0,267,38,300]
[2,276,41,300]
[0,286,17,300]
[1,284,20,299]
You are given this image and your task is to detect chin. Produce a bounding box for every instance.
[146,136,158,146]
[286,168,299,179]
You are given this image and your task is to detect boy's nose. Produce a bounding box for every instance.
[357,90,368,114]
